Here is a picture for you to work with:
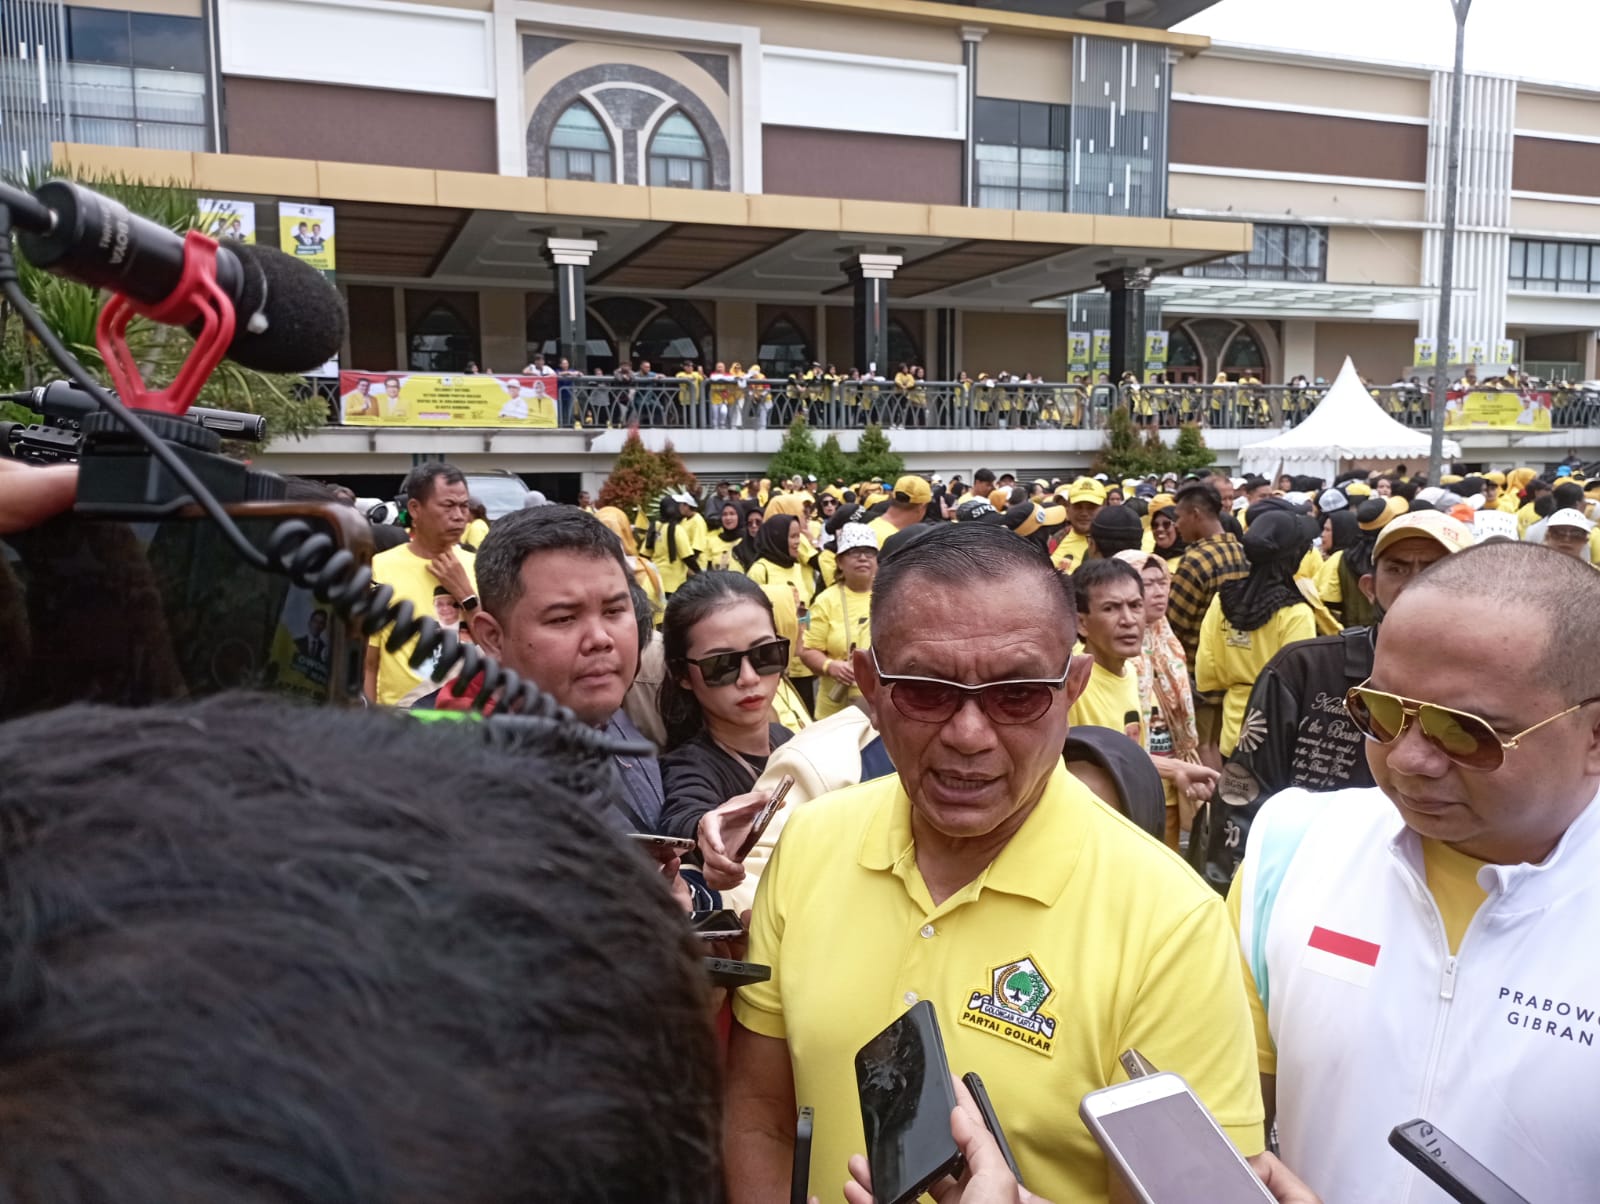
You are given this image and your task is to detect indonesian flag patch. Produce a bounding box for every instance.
[1301,925,1381,988]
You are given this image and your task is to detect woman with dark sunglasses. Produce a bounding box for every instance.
[656,573,795,840]
[1150,500,1186,564]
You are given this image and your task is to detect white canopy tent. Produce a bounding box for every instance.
[1238,357,1459,484]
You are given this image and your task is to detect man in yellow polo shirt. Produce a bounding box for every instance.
[1051,477,1105,571]
[867,474,931,547]
[726,524,1273,1204]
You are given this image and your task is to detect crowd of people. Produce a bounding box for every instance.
[4,437,1598,1204]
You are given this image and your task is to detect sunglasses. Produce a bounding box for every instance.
[870,649,1071,726]
[1345,681,1600,771]
[685,638,791,687]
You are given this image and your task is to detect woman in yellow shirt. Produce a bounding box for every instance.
[1196,510,1318,755]
[702,499,748,573]
[744,513,819,715]
[647,494,699,598]
[798,523,876,717]
[596,505,665,619]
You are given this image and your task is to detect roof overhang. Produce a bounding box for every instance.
[1149,276,1450,321]
[53,143,1252,310]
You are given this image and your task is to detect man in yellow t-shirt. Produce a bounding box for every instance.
[725,524,1267,1204]
[366,463,478,706]
[1051,477,1105,571]
[866,474,931,547]
[1067,559,1147,746]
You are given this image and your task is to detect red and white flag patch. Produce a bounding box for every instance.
[1301,925,1381,988]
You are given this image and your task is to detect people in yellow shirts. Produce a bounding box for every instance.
[461,498,490,551]
[1067,559,1149,747]
[744,512,818,715]
[596,505,665,620]
[365,463,478,706]
[866,475,932,547]
[1051,477,1105,571]
[648,493,700,597]
[702,498,749,572]
[679,491,708,554]
[1196,510,1319,755]
[799,523,876,718]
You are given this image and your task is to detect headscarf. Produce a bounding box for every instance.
[1507,466,1537,503]
[1218,510,1313,633]
[753,514,798,570]
[713,499,742,545]
[764,493,808,521]
[1149,500,1186,561]
[597,506,663,602]
[1325,510,1360,554]
[656,495,685,563]
[733,502,763,571]
[1113,551,1199,762]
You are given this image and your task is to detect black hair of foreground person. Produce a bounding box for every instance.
[0,694,720,1204]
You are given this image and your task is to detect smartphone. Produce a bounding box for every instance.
[628,833,697,856]
[1119,1048,1160,1080]
[791,1106,814,1204]
[1079,1072,1273,1204]
[961,1071,1022,1184]
[702,957,770,989]
[0,500,372,719]
[735,773,795,861]
[1389,1119,1531,1204]
[855,1000,965,1204]
[689,909,745,941]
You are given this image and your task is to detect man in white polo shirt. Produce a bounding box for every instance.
[1231,539,1600,1203]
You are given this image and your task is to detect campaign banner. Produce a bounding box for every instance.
[280,202,336,273]
[1412,337,1436,368]
[339,371,557,427]
[1144,330,1169,364]
[1494,339,1516,366]
[1444,388,1552,432]
[1068,331,1091,372]
[1091,330,1111,368]
[1466,340,1487,366]
[1446,338,1461,365]
[198,197,256,244]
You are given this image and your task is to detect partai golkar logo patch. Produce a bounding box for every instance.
[959,956,1058,1056]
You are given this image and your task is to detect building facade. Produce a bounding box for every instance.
[3,0,1599,487]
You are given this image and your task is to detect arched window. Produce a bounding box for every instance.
[647,110,709,190]
[632,310,708,371]
[757,316,811,379]
[886,317,921,375]
[549,101,614,183]
[1221,328,1266,376]
[408,301,478,373]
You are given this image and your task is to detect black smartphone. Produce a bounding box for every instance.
[628,833,697,856]
[791,1106,813,1204]
[1389,1120,1531,1204]
[689,909,744,941]
[961,1071,1022,1184]
[735,773,795,861]
[855,1000,964,1204]
[702,957,770,989]
[0,500,372,718]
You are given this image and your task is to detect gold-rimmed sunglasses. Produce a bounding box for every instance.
[1344,681,1600,772]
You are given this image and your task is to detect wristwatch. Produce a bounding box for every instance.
[459,593,480,611]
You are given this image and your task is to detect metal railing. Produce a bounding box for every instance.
[319,375,1600,433]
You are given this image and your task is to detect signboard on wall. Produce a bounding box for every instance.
[339,371,556,427]
[1444,388,1552,432]
[1412,337,1436,368]
[1092,329,1111,373]
[280,202,336,274]
[198,197,256,244]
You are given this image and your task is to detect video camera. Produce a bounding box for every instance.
[0,177,632,751]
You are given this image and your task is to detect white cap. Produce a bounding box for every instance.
[1548,507,1595,533]
[674,490,699,508]
[834,523,880,555]
[1232,495,1249,512]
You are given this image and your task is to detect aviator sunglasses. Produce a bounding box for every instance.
[870,649,1072,725]
[685,638,791,687]
[1345,681,1600,772]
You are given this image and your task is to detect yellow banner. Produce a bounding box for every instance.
[339,372,558,427]
[280,202,336,273]
[1445,389,1552,432]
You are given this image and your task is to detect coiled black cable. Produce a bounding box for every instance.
[0,204,648,757]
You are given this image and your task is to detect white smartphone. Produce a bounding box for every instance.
[1079,1072,1272,1204]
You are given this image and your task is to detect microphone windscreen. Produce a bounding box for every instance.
[225,243,347,373]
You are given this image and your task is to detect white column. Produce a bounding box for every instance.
[1282,320,1316,381]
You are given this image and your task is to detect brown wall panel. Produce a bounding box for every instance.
[762,126,962,205]
[1170,102,1428,183]
[1513,137,1600,196]
[224,78,496,172]
[346,285,397,372]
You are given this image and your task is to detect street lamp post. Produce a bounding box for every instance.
[1428,0,1473,482]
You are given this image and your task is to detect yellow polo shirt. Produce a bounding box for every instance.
[1050,529,1090,571]
[735,766,1265,1203]
[867,515,900,548]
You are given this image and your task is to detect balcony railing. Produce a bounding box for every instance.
[314,376,1600,433]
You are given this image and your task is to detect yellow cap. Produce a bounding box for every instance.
[1345,482,1373,498]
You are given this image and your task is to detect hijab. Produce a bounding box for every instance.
[1150,503,1186,561]
[764,494,808,521]
[734,503,763,571]
[1112,551,1199,761]
[754,513,799,570]
[1218,510,1313,633]
[714,499,742,544]
[597,506,663,601]
[1326,510,1360,554]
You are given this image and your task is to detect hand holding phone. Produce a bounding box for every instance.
[688,908,744,941]
[735,774,794,860]
[960,1072,1022,1184]
[855,1001,965,1204]
[696,777,792,889]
